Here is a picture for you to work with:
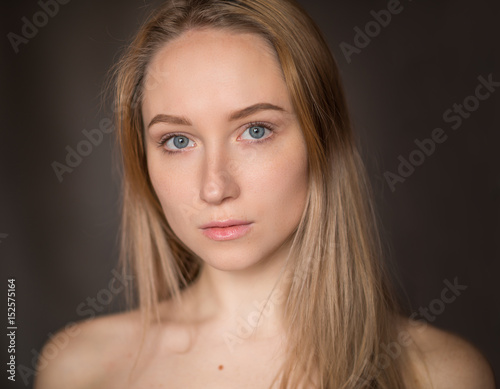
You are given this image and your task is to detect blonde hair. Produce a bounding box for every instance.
[111,0,411,387]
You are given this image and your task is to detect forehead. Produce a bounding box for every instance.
[141,28,292,119]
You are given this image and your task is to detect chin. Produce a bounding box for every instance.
[199,251,263,273]
[196,240,290,274]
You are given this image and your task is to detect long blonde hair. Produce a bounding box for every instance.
[112,0,410,387]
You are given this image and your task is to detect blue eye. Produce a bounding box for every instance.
[165,135,194,150]
[241,124,272,141]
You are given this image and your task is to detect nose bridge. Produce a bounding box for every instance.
[199,141,239,204]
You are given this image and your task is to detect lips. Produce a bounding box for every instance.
[200,220,253,241]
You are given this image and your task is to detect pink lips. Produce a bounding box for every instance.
[200,220,253,241]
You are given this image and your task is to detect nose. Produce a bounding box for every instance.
[199,147,240,205]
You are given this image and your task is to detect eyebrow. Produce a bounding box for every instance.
[228,102,285,121]
[147,102,286,129]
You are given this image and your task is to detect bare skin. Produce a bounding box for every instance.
[34,29,495,389]
[33,304,495,388]
[402,319,495,388]
[33,298,288,388]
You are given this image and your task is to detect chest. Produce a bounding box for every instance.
[104,330,286,389]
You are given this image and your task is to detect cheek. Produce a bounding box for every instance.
[249,139,309,223]
[148,156,200,228]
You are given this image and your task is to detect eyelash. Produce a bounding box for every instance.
[156,132,190,155]
[239,121,276,143]
[156,121,276,154]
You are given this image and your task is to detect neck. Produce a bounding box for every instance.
[178,241,293,338]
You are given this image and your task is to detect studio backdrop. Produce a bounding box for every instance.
[1,0,499,388]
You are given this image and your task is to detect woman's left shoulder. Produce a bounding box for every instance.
[397,317,496,389]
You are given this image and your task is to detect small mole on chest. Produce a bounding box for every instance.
[218,365,224,371]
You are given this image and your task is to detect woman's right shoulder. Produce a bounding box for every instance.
[34,309,143,389]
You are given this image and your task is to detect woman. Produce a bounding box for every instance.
[35,0,494,387]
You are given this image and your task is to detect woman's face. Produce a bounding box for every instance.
[142,28,308,272]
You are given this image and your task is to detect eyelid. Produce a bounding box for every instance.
[238,121,276,141]
[156,121,276,153]
[157,132,196,152]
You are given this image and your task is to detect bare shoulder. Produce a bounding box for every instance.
[398,318,496,389]
[34,310,142,389]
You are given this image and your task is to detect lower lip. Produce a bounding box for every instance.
[201,224,252,241]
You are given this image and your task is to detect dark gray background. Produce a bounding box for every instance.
[1,0,499,387]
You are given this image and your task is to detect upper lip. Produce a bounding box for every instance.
[200,220,252,229]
